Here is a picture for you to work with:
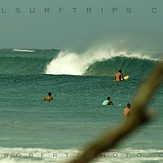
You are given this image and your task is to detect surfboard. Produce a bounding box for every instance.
[102,100,108,106]
[114,75,129,81]
[123,75,129,80]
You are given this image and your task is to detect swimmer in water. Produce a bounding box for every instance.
[43,92,53,102]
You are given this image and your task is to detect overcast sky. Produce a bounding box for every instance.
[0,0,163,51]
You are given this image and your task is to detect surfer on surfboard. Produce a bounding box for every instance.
[114,69,124,81]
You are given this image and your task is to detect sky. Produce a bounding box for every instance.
[0,0,163,51]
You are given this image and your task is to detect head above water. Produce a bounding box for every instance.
[127,103,131,108]
[107,97,111,100]
[48,92,52,96]
[118,69,122,73]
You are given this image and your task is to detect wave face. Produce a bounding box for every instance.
[84,57,156,77]
[45,49,159,77]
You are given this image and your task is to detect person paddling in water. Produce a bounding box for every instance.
[123,103,131,117]
[102,97,113,105]
[44,92,53,102]
[107,97,113,105]
[114,69,124,81]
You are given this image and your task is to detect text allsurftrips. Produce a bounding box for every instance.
[0,7,160,15]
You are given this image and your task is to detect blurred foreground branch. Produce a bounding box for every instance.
[68,62,163,163]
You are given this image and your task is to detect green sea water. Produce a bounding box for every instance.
[0,49,162,163]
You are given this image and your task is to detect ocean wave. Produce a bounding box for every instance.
[84,56,156,77]
[0,48,160,76]
[45,49,158,76]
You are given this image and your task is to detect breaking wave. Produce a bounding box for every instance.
[45,49,159,77]
[0,48,160,76]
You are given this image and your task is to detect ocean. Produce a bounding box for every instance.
[0,48,162,163]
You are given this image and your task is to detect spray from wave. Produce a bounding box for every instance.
[45,47,158,76]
